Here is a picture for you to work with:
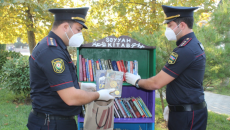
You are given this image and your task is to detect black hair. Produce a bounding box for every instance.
[173,17,194,29]
[52,20,76,30]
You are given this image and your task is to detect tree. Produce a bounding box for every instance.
[0,0,75,54]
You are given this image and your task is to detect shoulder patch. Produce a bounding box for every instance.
[168,52,178,64]
[178,38,192,47]
[51,58,65,73]
[47,37,57,46]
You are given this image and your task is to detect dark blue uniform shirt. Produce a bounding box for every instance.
[162,32,206,105]
[29,31,82,116]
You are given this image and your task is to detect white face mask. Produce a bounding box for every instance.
[165,23,182,41]
[65,25,84,47]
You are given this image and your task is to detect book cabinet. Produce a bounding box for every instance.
[76,36,156,130]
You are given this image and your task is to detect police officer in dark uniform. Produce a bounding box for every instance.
[27,7,115,130]
[125,5,207,130]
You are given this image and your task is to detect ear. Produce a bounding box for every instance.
[180,22,187,30]
[62,22,69,32]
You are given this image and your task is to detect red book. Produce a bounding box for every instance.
[82,58,86,81]
[130,61,133,74]
[88,60,94,82]
[128,99,141,118]
[116,61,122,72]
[79,55,83,81]
[120,60,126,81]
[96,61,100,70]
[132,98,145,118]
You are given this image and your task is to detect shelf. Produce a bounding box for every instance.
[78,116,154,123]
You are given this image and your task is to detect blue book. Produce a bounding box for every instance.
[119,98,131,118]
[98,59,103,70]
[91,59,96,82]
[127,61,130,73]
[86,59,90,82]
[137,98,149,117]
[85,59,89,81]
[111,61,118,71]
[134,60,138,75]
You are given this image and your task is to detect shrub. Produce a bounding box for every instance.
[0,56,30,98]
[0,44,6,50]
[0,50,22,70]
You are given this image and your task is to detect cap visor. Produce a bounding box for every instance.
[74,20,88,29]
[163,18,177,24]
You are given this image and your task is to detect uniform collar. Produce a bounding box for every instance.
[176,32,195,46]
[48,31,67,49]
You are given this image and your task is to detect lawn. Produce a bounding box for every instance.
[0,87,229,130]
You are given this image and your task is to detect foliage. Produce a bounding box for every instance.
[0,56,30,98]
[0,44,6,50]
[0,50,21,70]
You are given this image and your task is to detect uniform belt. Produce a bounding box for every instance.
[31,109,75,120]
[168,101,206,112]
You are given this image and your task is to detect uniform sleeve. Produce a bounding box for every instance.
[162,48,195,78]
[36,48,74,91]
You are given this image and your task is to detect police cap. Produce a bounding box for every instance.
[162,5,198,24]
[49,7,89,29]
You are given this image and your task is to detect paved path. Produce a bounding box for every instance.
[155,91,230,115]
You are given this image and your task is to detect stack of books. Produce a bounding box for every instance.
[114,97,152,118]
[78,55,139,82]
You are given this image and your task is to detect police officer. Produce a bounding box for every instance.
[125,5,207,130]
[27,7,115,130]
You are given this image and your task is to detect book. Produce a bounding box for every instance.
[131,98,145,118]
[138,97,152,117]
[130,61,133,74]
[120,60,126,81]
[88,60,93,82]
[114,104,121,118]
[85,59,89,81]
[96,61,100,70]
[79,55,83,81]
[134,60,138,75]
[122,98,133,118]
[100,59,106,70]
[134,97,147,117]
[114,100,124,118]
[104,70,123,97]
[124,61,127,71]
[98,59,103,70]
[82,58,86,81]
[127,61,130,73]
[96,70,106,91]
[116,61,122,72]
[87,59,91,81]
[115,98,127,118]
[111,61,118,71]
[91,59,96,82]
[104,60,109,70]
[136,97,150,117]
[128,98,141,118]
[124,98,137,118]
[119,98,131,118]
[108,59,113,70]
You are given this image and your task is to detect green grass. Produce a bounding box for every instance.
[205,79,230,96]
[0,87,229,130]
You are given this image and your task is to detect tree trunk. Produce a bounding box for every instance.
[26,6,36,54]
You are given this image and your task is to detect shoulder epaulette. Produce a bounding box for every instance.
[178,38,192,47]
[47,37,57,47]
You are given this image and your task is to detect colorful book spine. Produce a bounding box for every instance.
[137,98,150,117]
[114,106,120,118]
[100,59,106,70]
[79,55,83,81]
[111,61,118,71]
[89,60,93,82]
[85,59,89,81]
[125,99,137,118]
[116,61,122,72]
[134,60,138,75]
[122,99,133,118]
[120,60,126,81]
[82,58,86,81]
[96,61,100,70]
[134,98,147,117]
[132,98,145,118]
[119,98,131,118]
[130,61,133,74]
[108,59,113,70]
[91,59,96,82]
[115,98,127,118]
[128,99,141,118]
[98,59,103,70]
[114,101,124,118]
[124,61,127,71]
[104,60,109,70]
[87,59,91,81]
[127,61,130,73]
[138,97,152,117]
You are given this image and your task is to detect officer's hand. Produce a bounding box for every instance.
[80,83,96,92]
[125,72,141,86]
[97,89,115,101]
